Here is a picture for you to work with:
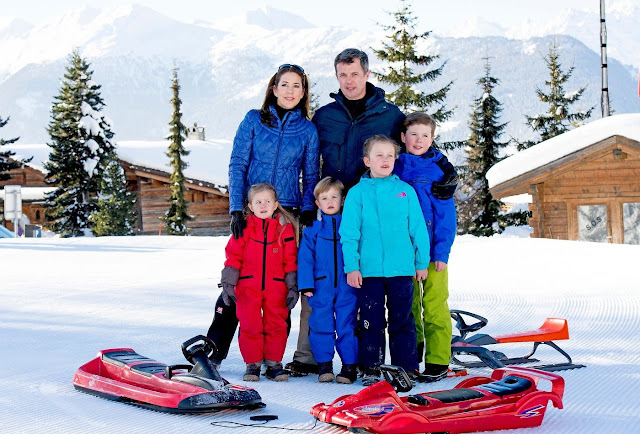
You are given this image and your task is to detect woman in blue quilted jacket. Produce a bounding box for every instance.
[206,64,320,367]
[228,64,320,236]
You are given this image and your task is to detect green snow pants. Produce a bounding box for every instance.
[412,262,452,365]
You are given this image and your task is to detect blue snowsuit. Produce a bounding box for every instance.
[298,213,358,365]
[394,150,457,366]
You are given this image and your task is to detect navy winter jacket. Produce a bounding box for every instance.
[228,106,319,213]
[312,83,404,190]
[394,150,457,263]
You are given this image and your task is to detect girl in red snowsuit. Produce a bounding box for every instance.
[220,183,299,381]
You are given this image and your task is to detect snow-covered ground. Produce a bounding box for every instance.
[1,233,639,433]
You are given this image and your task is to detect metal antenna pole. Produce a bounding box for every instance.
[600,0,610,117]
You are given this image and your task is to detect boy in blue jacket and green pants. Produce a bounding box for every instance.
[340,134,431,386]
[394,112,457,382]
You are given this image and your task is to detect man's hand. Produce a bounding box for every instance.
[347,270,363,288]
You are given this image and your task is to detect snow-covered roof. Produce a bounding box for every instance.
[487,113,640,189]
[0,186,56,201]
[7,139,233,188]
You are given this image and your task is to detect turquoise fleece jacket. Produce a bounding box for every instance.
[340,173,430,277]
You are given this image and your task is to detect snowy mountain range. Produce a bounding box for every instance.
[0,4,638,152]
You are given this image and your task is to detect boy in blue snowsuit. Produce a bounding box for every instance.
[297,177,359,384]
[394,112,458,382]
[340,135,431,386]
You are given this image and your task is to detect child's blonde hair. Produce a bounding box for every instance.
[362,134,401,158]
[245,183,299,243]
[313,176,345,200]
[404,112,437,136]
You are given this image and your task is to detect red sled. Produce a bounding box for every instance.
[72,335,263,413]
[311,367,564,434]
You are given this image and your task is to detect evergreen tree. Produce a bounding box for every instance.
[373,0,453,125]
[462,59,510,236]
[518,40,594,150]
[0,116,22,181]
[90,152,137,236]
[162,68,193,235]
[44,50,116,237]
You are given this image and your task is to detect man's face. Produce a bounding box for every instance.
[336,61,370,100]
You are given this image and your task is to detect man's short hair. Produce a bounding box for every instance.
[314,176,345,199]
[404,112,437,135]
[362,134,401,159]
[334,48,369,73]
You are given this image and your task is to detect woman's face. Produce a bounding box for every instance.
[273,71,304,110]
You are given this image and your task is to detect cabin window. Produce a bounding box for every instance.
[35,210,41,221]
[577,205,608,243]
[623,203,640,245]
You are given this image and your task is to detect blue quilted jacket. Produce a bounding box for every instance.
[228,106,319,212]
[312,83,404,191]
[394,150,457,263]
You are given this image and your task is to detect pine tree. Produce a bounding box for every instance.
[90,152,138,236]
[373,0,453,126]
[0,116,22,181]
[162,68,193,235]
[44,50,116,237]
[518,40,594,150]
[462,59,510,236]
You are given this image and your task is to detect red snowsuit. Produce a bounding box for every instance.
[224,214,297,364]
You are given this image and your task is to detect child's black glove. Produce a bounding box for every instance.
[286,289,299,310]
[220,266,239,306]
[230,211,246,239]
[431,172,459,200]
[299,210,316,228]
[285,271,299,310]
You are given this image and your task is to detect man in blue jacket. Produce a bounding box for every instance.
[286,48,405,376]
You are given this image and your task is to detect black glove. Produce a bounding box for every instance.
[431,172,459,200]
[299,210,317,228]
[286,289,300,310]
[220,266,239,306]
[230,211,246,239]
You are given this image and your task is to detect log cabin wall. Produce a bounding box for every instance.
[527,140,640,243]
[1,163,49,229]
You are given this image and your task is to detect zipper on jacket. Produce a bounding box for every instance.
[271,112,288,185]
[262,219,268,291]
[332,217,338,288]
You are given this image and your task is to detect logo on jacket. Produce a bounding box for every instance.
[273,247,279,254]
[216,306,224,314]
[397,192,407,197]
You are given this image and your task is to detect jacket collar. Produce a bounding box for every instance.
[268,105,302,126]
[330,83,388,115]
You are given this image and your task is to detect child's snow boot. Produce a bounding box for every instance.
[264,361,289,382]
[243,363,261,381]
[416,363,448,383]
[317,361,334,383]
[335,363,358,384]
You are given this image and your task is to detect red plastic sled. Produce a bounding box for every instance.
[72,336,263,413]
[311,367,564,434]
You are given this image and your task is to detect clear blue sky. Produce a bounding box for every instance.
[3,0,597,33]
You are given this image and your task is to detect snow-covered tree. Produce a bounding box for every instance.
[90,152,137,236]
[0,116,22,181]
[162,68,193,235]
[373,0,453,125]
[44,50,117,237]
[460,59,509,236]
[518,40,594,150]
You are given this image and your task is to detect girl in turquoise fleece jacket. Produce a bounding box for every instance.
[339,135,430,383]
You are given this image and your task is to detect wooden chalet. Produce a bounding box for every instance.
[488,114,640,244]
[120,159,230,235]
[2,142,232,236]
[0,161,50,231]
